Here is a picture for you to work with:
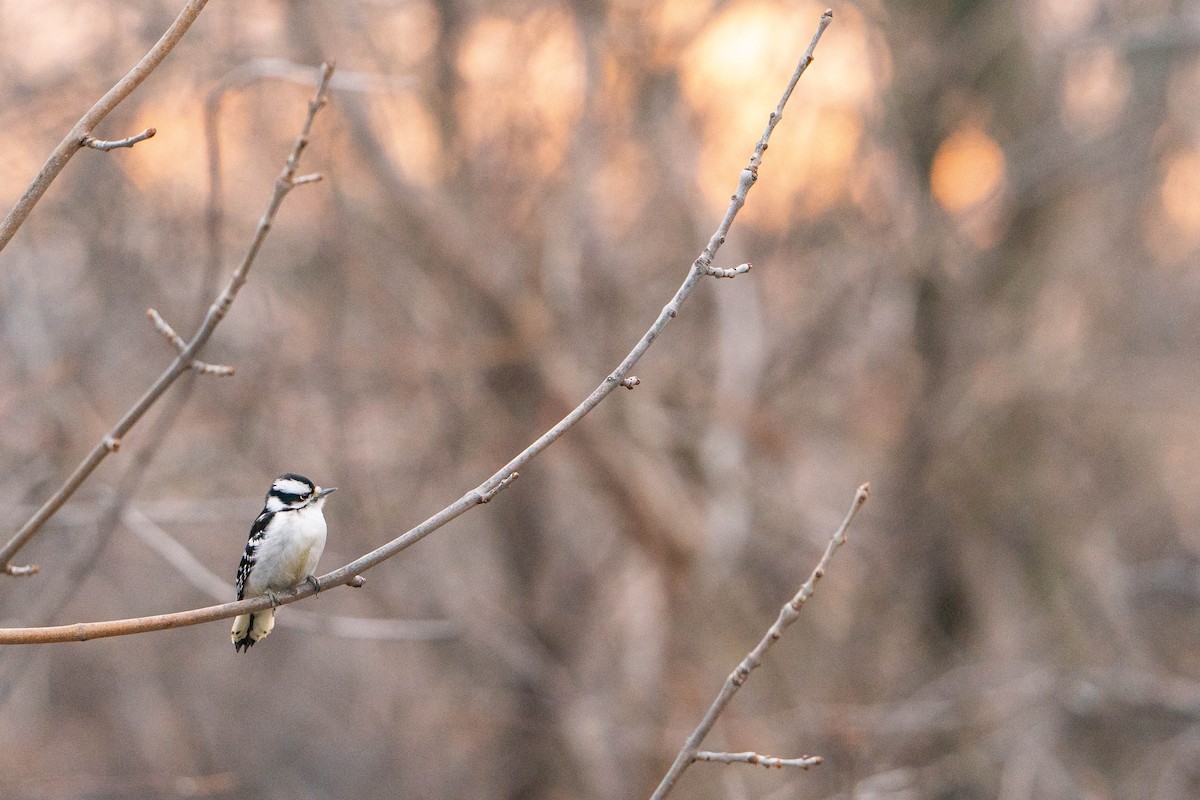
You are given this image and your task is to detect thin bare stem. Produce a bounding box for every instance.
[649,481,868,800]
[694,751,823,769]
[706,263,752,279]
[0,0,211,254]
[147,308,187,351]
[81,127,157,151]
[0,64,335,576]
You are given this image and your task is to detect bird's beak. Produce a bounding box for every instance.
[314,486,337,500]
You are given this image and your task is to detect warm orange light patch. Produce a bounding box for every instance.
[458,9,584,176]
[368,1,438,68]
[930,126,1006,213]
[1,0,105,78]
[681,1,879,225]
[1161,150,1200,236]
[366,92,444,188]
[120,94,208,197]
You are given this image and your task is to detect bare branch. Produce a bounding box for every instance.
[0,6,832,634]
[123,506,456,641]
[479,472,519,503]
[620,376,641,389]
[0,64,336,576]
[650,480,868,800]
[81,127,157,151]
[0,0,211,254]
[706,263,752,279]
[694,751,823,769]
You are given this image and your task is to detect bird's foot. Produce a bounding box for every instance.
[305,574,321,594]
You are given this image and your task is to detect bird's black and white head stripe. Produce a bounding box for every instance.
[265,473,317,512]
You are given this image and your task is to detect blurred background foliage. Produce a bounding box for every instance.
[0,0,1198,798]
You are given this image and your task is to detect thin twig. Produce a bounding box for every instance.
[0,0,211,254]
[81,127,157,151]
[147,308,234,375]
[649,481,868,800]
[706,263,752,279]
[147,308,187,350]
[694,751,823,769]
[0,7,832,635]
[0,64,335,576]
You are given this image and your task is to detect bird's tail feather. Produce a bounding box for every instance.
[231,608,276,652]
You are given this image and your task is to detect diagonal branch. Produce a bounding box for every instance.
[0,0,211,254]
[123,506,457,641]
[0,7,833,637]
[649,482,869,800]
[0,64,336,577]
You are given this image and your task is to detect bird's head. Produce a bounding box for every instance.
[265,472,337,512]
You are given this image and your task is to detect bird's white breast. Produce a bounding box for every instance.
[245,503,328,595]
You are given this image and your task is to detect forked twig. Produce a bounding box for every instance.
[650,482,869,800]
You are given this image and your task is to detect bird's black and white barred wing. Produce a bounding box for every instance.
[235,510,273,600]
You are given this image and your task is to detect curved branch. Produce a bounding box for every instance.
[650,481,868,800]
[0,7,833,640]
[0,0,211,254]
[123,506,455,642]
[0,64,336,576]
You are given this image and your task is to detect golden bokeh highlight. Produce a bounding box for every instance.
[653,0,719,49]
[367,1,438,68]
[365,92,444,188]
[120,95,209,197]
[681,1,879,226]
[0,1,106,78]
[457,8,585,176]
[1160,150,1200,239]
[930,126,1006,213]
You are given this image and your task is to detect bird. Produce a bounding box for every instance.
[231,473,336,652]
